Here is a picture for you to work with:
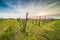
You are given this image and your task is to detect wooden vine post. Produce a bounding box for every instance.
[38,16,41,26]
[23,12,28,32]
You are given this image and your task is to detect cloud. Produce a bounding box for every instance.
[0,0,60,18]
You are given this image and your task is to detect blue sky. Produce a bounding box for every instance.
[0,0,60,19]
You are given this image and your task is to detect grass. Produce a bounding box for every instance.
[0,19,60,40]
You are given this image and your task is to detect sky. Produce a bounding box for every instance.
[0,0,60,19]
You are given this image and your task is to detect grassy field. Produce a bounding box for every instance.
[0,19,60,40]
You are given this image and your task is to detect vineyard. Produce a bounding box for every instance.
[0,18,60,40]
[0,0,60,40]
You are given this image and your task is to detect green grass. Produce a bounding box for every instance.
[0,19,60,40]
